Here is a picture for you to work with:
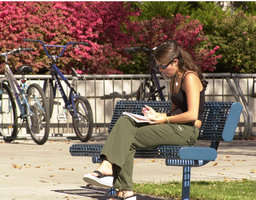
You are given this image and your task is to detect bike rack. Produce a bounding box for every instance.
[226,74,253,140]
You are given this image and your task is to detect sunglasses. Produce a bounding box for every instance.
[153,58,175,69]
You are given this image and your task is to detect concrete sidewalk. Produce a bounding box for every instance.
[0,136,256,200]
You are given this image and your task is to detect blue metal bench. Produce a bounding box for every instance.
[70,100,243,200]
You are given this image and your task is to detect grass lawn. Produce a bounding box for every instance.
[134,180,256,200]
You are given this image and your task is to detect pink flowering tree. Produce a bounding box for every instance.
[0,2,220,74]
[0,1,139,74]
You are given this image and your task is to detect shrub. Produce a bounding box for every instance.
[131,2,228,35]
[119,14,221,74]
[207,10,256,73]
[130,1,191,20]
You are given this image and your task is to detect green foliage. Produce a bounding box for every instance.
[207,10,256,73]
[131,1,191,20]
[187,2,229,34]
[130,2,256,74]
[134,180,256,200]
[244,2,256,15]
[118,53,147,74]
[121,14,221,73]
[131,2,228,35]
[127,2,224,73]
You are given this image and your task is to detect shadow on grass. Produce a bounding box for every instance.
[53,186,168,200]
[191,181,211,185]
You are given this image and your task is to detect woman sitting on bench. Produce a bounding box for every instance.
[83,40,208,200]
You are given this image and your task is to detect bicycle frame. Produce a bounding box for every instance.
[0,48,45,120]
[4,65,33,118]
[146,47,166,101]
[23,39,89,119]
[49,63,80,118]
[149,66,166,101]
[0,47,51,144]
[23,39,94,142]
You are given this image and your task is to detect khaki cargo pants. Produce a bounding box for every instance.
[101,116,199,191]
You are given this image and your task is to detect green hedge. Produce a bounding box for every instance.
[208,10,256,73]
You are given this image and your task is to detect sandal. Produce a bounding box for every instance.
[83,170,113,188]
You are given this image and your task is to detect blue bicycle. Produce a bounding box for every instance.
[24,39,93,142]
[0,47,50,144]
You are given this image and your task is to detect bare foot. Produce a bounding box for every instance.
[91,159,113,177]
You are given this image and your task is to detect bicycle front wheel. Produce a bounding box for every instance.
[26,83,50,145]
[43,79,54,118]
[0,82,18,142]
[72,96,93,142]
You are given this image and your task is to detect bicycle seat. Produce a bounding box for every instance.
[17,65,33,75]
[71,67,83,80]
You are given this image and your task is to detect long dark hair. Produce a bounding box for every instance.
[154,40,208,89]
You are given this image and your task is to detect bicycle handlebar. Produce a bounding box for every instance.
[19,48,34,52]
[0,47,34,57]
[74,42,89,46]
[23,39,89,46]
[23,39,39,43]
[23,39,89,59]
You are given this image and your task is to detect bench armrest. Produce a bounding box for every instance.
[222,102,243,142]
[179,147,217,161]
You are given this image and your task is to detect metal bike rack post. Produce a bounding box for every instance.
[226,75,252,139]
[233,76,253,139]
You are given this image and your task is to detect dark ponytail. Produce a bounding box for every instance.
[179,48,208,89]
[154,40,208,89]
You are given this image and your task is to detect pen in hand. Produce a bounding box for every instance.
[142,105,157,124]
[142,106,150,115]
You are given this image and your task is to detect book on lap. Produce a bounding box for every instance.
[122,112,151,123]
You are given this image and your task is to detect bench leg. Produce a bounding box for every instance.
[108,187,117,196]
[182,165,191,200]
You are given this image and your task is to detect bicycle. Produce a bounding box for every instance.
[124,47,166,101]
[0,47,50,145]
[23,39,93,142]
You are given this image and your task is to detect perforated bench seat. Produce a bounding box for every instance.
[70,100,243,200]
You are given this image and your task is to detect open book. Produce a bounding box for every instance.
[122,112,151,123]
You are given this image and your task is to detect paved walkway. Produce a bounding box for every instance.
[0,135,256,200]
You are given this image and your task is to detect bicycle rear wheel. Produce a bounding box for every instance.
[0,82,18,142]
[72,96,93,142]
[136,80,157,101]
[43,79,54,118]
[26,83,50,145]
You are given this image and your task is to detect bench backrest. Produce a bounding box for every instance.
[108,100,243,142]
